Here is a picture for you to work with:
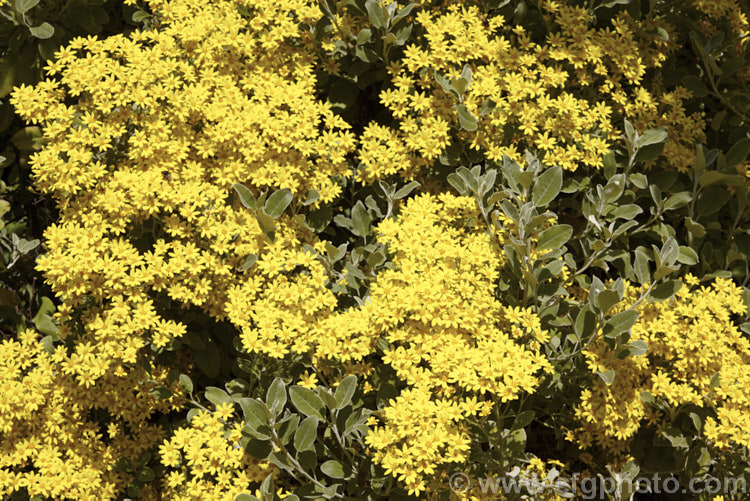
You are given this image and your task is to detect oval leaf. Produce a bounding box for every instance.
[334,375,357,409]
[239,398,269,430]
[266,377,287,415]
[726,138,750,168]
[320,459,347,479]
[29,22,54,39]
[264,188,293,219]
[351,201,371,237]
[294,416,318,452]
[233,183,257,210]
[532,166,562,207]
[205,386,232,407]
[289,386,325,419]
[603,309,639,338]
[636,126,668,148]
[537,224,573,251]
[179,374,193,394]
[456,104,478,131]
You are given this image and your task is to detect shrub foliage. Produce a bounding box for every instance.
[2,0,750,499]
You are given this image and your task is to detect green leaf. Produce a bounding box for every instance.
[289,386,325,419]
[518,171,534,192]
[662,192,692,211]
[334,375,357,409]
[434,71,457,98]
[11,126,43,150]
[640,390,655,405]
[597,369,615,385]
[14,0,40,14]
[256,212,276,241]
[260,473,274,497]
[238,254,257,272]
[150,386,173,399]
[136,466,155,482]
[681,75,709,97]
[594,0,632,9]
[699,171,744,188]
[205,387,233,407]
[264,189,293,219]
[294,416,318,452]
[653,265,679,281]
[694,145,706,175]
[602,174,625,203]
[455,104,478,131]
[597,290,620,313]
[613,204,643,219]
[677,246,699,265]
[536,224,573,251]
[602,310,639,338]
[603,150,617,178]
[650,279,682,301]
[391,2,418,24]
[532,166,562,207]
[660,237,679,267]
[502,156,521,192]
[478,98,497,116]
[132,10,150,22]
[365,0,387,29]
[685,217,705,238]
[636,127,668,149]
[447,172,468,195]
[634,247,650,284]
[32,297,58,336]
[302,189,320,206]
[623,340,648,357]
[726,138,750,168]
[630,173,648,189]
[235,494,260,501]
[574,305,596,339]
[634,142,665,163]
[266,377,287,415]
[179,374,193,394]
[233,183,257,211]
[319,387,340,411]
[16,238,40,255]
[305,204,332,233]
[356,28,372,45]
[394,181,420,199]
[512,410,535,430]
[239,398,270,430]
[29,22,54,39]
[320,459,347,479]
[350,201,371,237]
[662,426,689,449]
[194,339,220,378]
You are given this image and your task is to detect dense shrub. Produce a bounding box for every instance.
[2,0,750,499]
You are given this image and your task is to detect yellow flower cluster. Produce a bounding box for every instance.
[230,192,552,495]
[9,0,356,346]
[159,404,275,500]
[692,0,749,32]
[0,329,181,499]
[365,389,476,495]
[574,277,750,458]
[6,0,352,497]
[362,193,551,494]
[357,2,704,178]
[227,223,341,359]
